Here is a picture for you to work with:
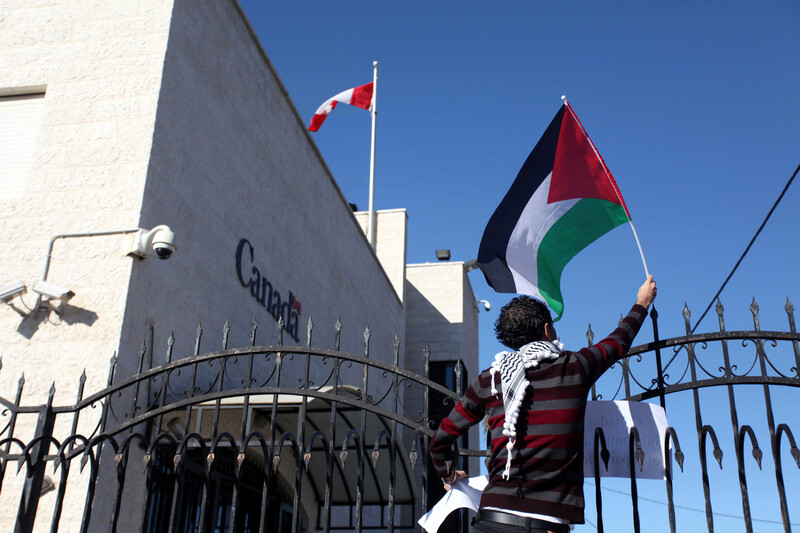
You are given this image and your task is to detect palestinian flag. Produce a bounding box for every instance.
[477,103,631,320]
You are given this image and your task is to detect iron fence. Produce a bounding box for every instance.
[0,299,798,532]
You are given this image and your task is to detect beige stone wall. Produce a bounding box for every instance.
[0,2,174,531]
[0,0,171,401]
[406,262,478,366]
[461,268,480,374]
[354,209,408,303]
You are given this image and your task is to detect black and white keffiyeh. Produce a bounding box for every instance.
[489,340,565,479]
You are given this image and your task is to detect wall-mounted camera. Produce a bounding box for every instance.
[0,282,27,304]
[32,280,75,302]
[129,225,177,260]
[31,280,75,315]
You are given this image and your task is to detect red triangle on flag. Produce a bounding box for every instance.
[548,106,630,218]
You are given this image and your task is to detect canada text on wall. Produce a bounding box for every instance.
[236,238,302,342]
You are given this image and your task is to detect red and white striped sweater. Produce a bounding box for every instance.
[429,304,648,524]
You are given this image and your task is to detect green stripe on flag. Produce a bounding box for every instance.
[536,198,629,320]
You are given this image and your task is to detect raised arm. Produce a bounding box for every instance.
[576,275,657,382]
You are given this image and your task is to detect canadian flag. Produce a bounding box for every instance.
[308,82,373,132]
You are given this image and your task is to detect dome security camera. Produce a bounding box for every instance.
[129,225,177,260]
[151,227,176,260]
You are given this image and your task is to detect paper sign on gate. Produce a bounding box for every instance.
[583,400,669,480]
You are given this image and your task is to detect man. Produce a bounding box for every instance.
[429,275,657,533]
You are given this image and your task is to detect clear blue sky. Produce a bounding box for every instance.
[240,1,799,531]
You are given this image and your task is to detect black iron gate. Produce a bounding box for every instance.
[0,299,798,532]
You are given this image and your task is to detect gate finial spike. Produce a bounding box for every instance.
[222,319,230,349]
[272,454,281,472]
[107,353,117,387]
[166,332,175,363]
[715,299,726,330]
[250,316,258,347]
[682,303,692,333]
[713,447,723,468]
[750,298,761,331]
[753,447,763,469]
[137,340,147,373]
[194,322,203,356]
[788,445,800,468]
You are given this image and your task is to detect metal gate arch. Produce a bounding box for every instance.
[0,299,798,533]
[0,318,462,533]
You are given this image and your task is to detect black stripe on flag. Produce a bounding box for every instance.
[477,105,565,293]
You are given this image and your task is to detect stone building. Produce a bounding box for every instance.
[0,1,479,531]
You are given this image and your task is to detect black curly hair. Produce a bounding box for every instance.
[494,296,553,350]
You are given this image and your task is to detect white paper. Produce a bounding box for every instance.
[417,475,488,533]
[583,400,669,479]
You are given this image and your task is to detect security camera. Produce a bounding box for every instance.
[128,225,177,260]
[32,280,74,302]
[480,300,491,312]
[0,282,26,303]
[151,227,176,260]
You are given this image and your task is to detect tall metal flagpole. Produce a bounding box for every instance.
[367,61,378,249]
[561,95,650,276]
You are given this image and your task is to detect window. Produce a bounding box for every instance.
[0,93,45,199]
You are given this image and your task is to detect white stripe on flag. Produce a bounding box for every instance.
[313,87,355,115]
[506,173,578,298]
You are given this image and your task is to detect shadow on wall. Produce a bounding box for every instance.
[15,303,99,339]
